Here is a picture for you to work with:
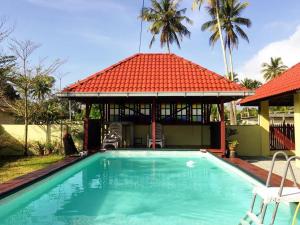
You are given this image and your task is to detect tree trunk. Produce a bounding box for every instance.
[215,1,235,125]
[167,41,170,54]
[215,2,229,76]
[228,48,237,125]
[24,88,28,156]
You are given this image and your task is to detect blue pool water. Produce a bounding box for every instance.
[0,151,298,225]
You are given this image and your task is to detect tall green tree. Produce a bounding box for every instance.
[261,57,288,81]
[240,78,262,90]
[31,74,55,102]
[7,40,63,156]
[0,55,18,101]
[200,0,251,125]
[193,0,230,77]
[141,0,192,53]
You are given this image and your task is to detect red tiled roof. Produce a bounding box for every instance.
[63,53,247,94]
[241,63,300,105]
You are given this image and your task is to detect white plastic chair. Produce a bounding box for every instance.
[147,123,165,148]
[102,123,122,149]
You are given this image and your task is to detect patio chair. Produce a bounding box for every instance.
[147,123,165,148]
[102,123,122,149]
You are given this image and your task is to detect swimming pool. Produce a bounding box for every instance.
[0,151,298,225]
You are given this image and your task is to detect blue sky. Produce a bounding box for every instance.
[1,0,300,88]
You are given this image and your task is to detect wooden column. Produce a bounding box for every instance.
[83,103,91,152]
[152,99,156,150]
[219,102,226,156]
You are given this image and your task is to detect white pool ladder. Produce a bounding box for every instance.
[239,151,300,225]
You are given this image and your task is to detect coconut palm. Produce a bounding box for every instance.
[193,0,229,75]
[201,0,251,125]
[31,75,55,102]
[201,0,251,80]
[240,78,262,90]
[141,0,192,53]
[261,57,288,81]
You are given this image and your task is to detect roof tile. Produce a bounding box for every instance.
[63,53,246,93]
[241,63,300,105]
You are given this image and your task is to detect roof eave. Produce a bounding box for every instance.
[57,91,254,98]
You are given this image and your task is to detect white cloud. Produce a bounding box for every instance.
[26,0,126,12]
[238,26,300,81]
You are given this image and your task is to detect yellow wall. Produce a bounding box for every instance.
[2,124,262,156]
[134,125,210,147]
[228,125,261,156]
[1,124,83,145]
[259,101,270,156]
[294,93,300,166]
[2,125,48,143]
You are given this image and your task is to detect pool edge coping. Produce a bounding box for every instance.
[0,154,95,199]
[0,151,295,200]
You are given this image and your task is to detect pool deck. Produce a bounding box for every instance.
[0,151,296,200]
[223,157,294,187]
[244,157,300,185]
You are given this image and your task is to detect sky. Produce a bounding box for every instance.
[1,0,300,88]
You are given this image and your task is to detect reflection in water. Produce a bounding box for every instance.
[0,156,297,225]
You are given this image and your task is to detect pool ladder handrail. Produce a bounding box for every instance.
[239,151,300,225]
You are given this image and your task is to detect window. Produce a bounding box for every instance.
[161,104,171,119]
[192,104,202,122]
[125,104,135,116]
[177,103,187,121]
[109,104,119,121]
[140,104,150,116]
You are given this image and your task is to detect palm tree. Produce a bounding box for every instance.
[228,72,239,82]
[141,0,192,53]
[220,0,251,81]
[193,0,229,75]
[240,78,262,90]
[31,75,55,102]
[201,0,251,125]
[261,57,288,81]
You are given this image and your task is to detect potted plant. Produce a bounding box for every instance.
[225,128,238,158]
[228,140,239,158]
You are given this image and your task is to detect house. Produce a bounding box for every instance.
[59,53,252,155]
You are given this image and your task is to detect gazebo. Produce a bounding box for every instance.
[59,53,251,155]
[241,63,300,162]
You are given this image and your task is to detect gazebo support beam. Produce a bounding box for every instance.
[83,103,92,152]
[152,99,156,150]
[219,102,226,156]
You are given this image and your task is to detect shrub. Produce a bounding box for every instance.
[45,142,55,155]
[34,141,46,156]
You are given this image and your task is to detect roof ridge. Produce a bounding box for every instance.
[65,53,141,91]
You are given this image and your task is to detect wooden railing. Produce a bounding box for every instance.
[270,123,295,150]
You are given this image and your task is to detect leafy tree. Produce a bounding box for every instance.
[31,97,64,124]
[6,40,63,156]
[0,55,18,101]
[240,78,262,90]
[261,57,288,81]
[141,0,192,53]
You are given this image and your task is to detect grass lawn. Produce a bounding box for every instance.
[0,155,64,184]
